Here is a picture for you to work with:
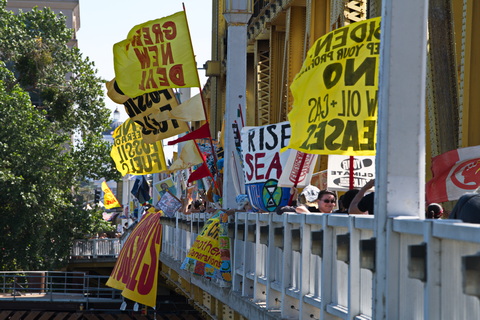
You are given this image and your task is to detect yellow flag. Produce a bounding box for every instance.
[106,79,190,143]
[101,181,121,209]
[113,11,200,98]
[167,140,204,173]
[285,17,381,156]
[106,211,162,307]
[110,119,167,176]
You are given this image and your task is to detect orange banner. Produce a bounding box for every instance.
[106,211,162,307]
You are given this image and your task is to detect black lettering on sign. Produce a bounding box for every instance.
[300,119,376,152]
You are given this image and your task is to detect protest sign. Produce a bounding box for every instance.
[106,80,190,143]
[113,11,200,98]
[110,119,167,176]
[241,122,292,212]
[285,17,381,156]
[181,210,231,282]
[327,155,375,191]
[106,211,162,307]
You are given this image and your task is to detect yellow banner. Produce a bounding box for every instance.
[106,211,162,307]
[186,213,221,268]
[285,17,381,156]
[110,119,167,176]
[113,11,200,98]
[106,79,190,143]
[101,181,121,209]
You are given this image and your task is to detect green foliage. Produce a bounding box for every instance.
[0,4,121,270]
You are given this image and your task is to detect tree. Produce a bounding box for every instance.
[0,2,120,270]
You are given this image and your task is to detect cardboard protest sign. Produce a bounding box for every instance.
[327,155,375,191]
[241,122,293,212]
[278,151,318,188]
[110,119,167,176]
[113,11,200,98]
[285,17,381,156]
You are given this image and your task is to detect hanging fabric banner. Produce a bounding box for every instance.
[426,145,480,203]
[180,210,232,282]
[106,211,162,307]
[284,17,381,156]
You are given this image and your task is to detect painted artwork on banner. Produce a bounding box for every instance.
[154,177,177,200]
[241,122,292,212]
[180,210,231,282]
[155,191,182,217]
[327,155,375,191]
[284,17,381,156]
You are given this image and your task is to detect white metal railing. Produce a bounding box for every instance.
[159,211,480,320]
[0,271,122,306]
[70,238,121,258]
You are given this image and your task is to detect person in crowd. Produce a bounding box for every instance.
[297,189,337,213]
[295,185,321,213]
[348,179,375,215]
[426,203,443,219]
[334,189,360,213]
[448,193,480,223]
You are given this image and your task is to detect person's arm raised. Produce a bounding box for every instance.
[348,179,374,215]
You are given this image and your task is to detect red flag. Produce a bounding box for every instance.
[426,146,480,203]
[168,123,211,145]
[188,163,212,183]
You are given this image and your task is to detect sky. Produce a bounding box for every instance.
[76,0,212,122]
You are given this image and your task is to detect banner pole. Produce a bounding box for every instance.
[182,3,220,190]
[349,156,354,189]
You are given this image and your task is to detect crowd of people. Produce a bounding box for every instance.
[272,179,479,223]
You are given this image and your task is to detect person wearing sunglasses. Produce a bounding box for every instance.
[316,190,337,213]
[296,189,337,213]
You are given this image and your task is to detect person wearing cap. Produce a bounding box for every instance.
[295,185,320,213]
